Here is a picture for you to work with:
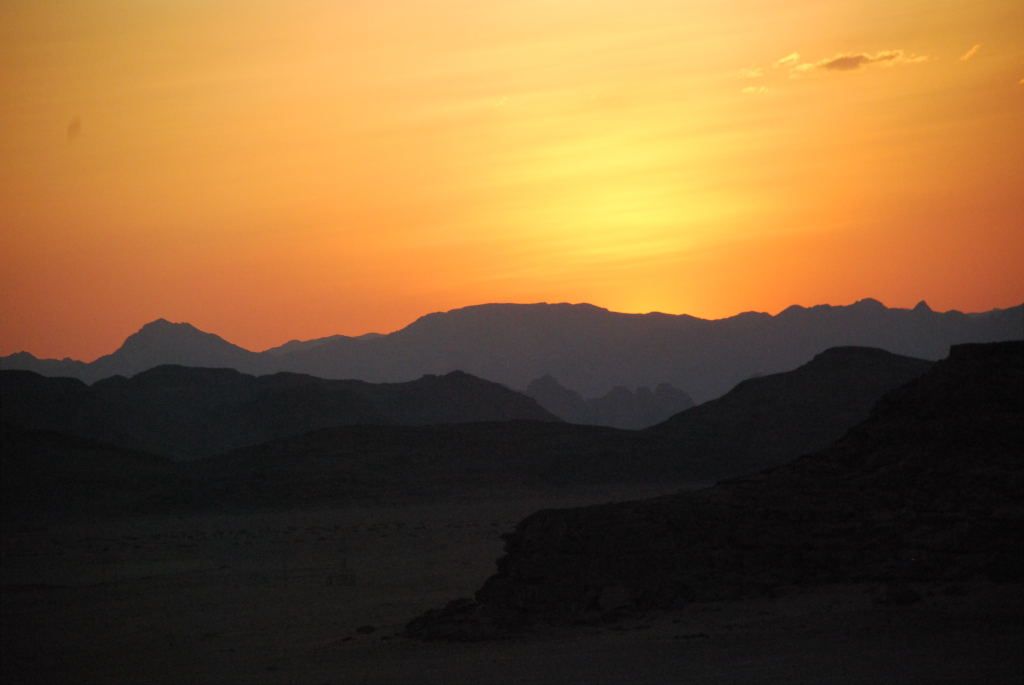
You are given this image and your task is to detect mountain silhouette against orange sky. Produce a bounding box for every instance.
[3,299,1020,405]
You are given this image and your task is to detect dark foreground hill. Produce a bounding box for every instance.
[0,366,557,460]
[188,346,935,507]
[1,346,937,520]
[406,341,1024,639]
[650,346,933,475]
[3,300,1020,406]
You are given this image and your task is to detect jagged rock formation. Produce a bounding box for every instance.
[405,341,1024,639]
[526,375,694,429]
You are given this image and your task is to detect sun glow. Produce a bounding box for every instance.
[1,0,1022,359]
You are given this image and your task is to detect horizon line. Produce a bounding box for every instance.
[5,297,1022,363]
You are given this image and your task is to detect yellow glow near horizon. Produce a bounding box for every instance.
[1,0,1022,359]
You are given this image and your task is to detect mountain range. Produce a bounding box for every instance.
[186,345,935,507]
[3,300,1020,408]
[406,341,1024,639]
[0,366,556,460]
[3,345,941,519]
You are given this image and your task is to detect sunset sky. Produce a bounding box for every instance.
[2,0,1022,361]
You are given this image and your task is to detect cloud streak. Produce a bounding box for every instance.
[959,44,981,61]
[758,49,929,79]
[739,48,928,92]
[775,53,801,68]
[818,51,901,71]
[815,50,928,72]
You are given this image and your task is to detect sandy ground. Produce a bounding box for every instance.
[3,484,1022,684]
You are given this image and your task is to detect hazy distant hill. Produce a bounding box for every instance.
[0,366,558,460]
[406,341,1024,638]
[525,375,694,428]
[2,300,1019,404]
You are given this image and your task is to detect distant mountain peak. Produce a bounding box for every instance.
[779,304,807,315]
[133,318,203,337]
[851,297,885,310]
[440,369,474,379]
[913,300,932,313]
[119,319,229,351]
[84,318,261,380]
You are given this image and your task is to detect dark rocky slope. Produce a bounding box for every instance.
[650,346,933,475]
[406,341,1024,639]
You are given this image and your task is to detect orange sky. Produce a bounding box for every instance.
[2,0,1022,361]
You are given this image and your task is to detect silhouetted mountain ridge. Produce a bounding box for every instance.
[181,346,946,508]
[89,319,261,379]
[649,345,934,475]
[2,300,1019,407]
[1,366,557,460]
[1,344,956,521]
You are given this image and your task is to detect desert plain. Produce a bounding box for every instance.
[4,480,1021,684]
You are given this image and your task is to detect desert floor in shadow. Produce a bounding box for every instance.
[3,482,1021,684]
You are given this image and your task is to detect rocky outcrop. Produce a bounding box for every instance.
[406,341,1024,639]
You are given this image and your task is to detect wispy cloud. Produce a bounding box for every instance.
[959,44,982,61]
[765,49,928,78]
[738,48,926,93]
[818,51,901,71]
[816,50,927,71]
[775,52,800,68]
